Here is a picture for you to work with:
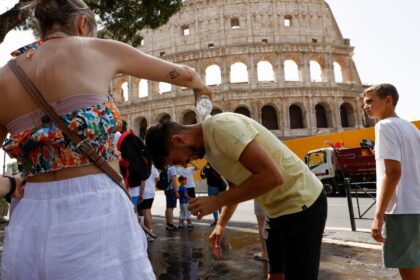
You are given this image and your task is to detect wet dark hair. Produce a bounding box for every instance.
[24,0,96,39]
[145,121,186,170]
[363,83,399,107]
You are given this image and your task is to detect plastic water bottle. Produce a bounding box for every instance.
[196,95,213,116]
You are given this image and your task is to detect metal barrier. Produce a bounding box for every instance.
[344,179,376,231]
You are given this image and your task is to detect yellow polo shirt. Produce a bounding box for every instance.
[203,112,322,218]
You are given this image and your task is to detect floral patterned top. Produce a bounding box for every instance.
[2,96,122,177]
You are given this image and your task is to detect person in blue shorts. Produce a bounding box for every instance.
[177,176,193,229]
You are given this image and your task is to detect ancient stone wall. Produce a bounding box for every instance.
[111,0,373,139]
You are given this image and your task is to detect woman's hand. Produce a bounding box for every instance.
[193,85,213,103]
[209,224,225,259]
[13,174,25,198]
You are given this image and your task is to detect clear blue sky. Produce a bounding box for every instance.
[1,0,419,166]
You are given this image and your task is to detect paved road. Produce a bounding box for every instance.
[151,191,376,232]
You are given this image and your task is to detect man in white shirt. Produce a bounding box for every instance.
[176,162,198,198]
[165,165,179,230]
[363,83,420,280]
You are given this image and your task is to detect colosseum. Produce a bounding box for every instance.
[111,0,372,140]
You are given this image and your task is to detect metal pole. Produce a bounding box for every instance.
[345,178,356,231]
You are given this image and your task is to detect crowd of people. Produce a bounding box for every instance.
[0,0,419,279]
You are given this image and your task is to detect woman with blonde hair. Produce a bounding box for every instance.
[0,0,211,278]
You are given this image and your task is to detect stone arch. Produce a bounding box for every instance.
[137,117,148,139]
[333,62,343,83]
[211,107,223,115]
[139,79,148,98]
[309,60,323,82]
[159,82,171,94]
[284,59,299,81]
[257,61,274,82]
[182,110,197,125]
[261,105,279,130]
[315,102,332,128]
[289,104,305,129]
[333,55,351,82]
[156,113,171,123]
[121,81,128,101]
[234,106,251,117]
[340,102,356,128]
[205,64,222,85]
[230,62,249,83]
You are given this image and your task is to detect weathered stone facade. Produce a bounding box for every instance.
[111,0,372,139]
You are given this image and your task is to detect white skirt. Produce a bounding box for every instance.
[1,174,156,280]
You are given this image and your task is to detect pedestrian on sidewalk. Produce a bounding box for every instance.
[200,163,227,226]
[145,112,327,280]
[116,120,150,207]
[253,199,268,263]
[164,165,179,230]
[177,162,198,198]
[177,176,193,229]
[138,164,159,241]
[363,84,420,280]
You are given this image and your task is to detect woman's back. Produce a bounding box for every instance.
[0,36,116,127]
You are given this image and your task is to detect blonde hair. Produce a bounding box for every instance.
[23,0,96,39]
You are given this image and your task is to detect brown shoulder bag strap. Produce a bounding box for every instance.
[7,59,156,238]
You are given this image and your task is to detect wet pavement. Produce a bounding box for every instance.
[0,217,400,279]
[148,217,399,280]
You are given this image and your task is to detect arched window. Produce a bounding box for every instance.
[182,111,197,125]
[284,60,299,81]
[139,79,148,98]
[159,82,171,94]
[159,114,171,123]
[340,103,355,127]
[261,105,278,130]
[139,118,148,140]
[205,64,222,85]
[234,106,251,117]
[257,61,274,82]
[333,62,343,83]
[315,104,328,128]
[230,62,249,83]
[121,81,128,101]
[310,60,322,82]
[289,105,304,129]
[211,108,223,115]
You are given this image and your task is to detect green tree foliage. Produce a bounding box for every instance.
[0,0,183,46]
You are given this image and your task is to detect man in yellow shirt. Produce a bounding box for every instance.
[146,112,327,280]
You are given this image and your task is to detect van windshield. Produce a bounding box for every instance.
[307,151,326,169]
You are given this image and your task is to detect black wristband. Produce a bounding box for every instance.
[3,175,16,202]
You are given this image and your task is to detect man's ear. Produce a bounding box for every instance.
[385,95,394,107]
[170,134,186,145]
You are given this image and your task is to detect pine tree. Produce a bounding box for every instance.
[0,0,183,46]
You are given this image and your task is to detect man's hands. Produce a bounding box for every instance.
[209,224,225,259]
[189,196,221,219]
[371,214,386,243]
